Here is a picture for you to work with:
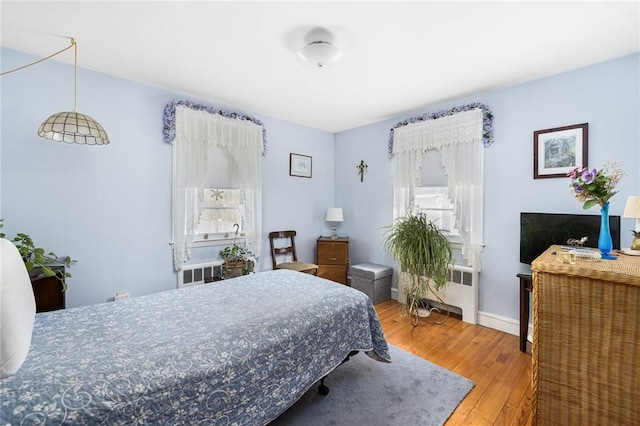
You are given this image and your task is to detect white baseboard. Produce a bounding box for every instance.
[477,311,520,336]
[391,288,528,337]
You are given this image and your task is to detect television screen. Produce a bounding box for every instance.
[520,212,621,264]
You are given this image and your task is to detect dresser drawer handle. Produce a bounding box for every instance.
[328,257,337,261]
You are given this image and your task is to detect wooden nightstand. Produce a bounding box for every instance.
[317,237,349,284]
[31,266,66,313]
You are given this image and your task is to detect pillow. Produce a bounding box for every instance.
[0,238,36,378]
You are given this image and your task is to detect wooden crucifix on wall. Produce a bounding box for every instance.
[357,160,368,182]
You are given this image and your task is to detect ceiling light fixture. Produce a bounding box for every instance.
[1,37,109,145]
[296,28,342,69]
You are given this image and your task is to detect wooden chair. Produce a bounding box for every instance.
[268,230,318,275]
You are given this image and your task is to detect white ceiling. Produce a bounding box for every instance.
[2,1,639,133]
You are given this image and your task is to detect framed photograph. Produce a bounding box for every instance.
[289,153,312,178]
[533,123,588,179]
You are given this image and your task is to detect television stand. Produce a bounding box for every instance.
[517,273,532,352]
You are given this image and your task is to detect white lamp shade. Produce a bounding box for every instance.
[325,208,343,222]
[623,196,640,218]
[623,196,640,233]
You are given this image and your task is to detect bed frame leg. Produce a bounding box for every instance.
[317,350,359,396]
[318,377,330,395]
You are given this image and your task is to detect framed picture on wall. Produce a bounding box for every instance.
[533,123,588,179]
[289,153,312,178]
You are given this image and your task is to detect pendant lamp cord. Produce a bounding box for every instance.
[0,37,76,77]
[73,38,77,111]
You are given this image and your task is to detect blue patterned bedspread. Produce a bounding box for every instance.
[1,270,390,425]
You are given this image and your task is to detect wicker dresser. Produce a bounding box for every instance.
[531,245,640,425]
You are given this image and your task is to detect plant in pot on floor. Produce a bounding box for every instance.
[383,212,453,326]
[0,219,75,290]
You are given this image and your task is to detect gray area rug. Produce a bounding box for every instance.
[271,344,474,426]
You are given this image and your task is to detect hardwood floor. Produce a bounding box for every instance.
[374,300,532,426]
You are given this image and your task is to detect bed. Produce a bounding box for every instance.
[0,268,390,425]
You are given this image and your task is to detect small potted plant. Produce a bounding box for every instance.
[218,243,252,278]
[383,212,453,326]
[0,220,75,290]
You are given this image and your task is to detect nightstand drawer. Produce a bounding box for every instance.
[317,242,348,265]
[318,265,347,284]
[317,237,349,285]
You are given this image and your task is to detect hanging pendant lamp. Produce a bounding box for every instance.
[36,38,109,145]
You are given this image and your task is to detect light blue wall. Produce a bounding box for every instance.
[259,117,337,264]
[1,48,335,308]
[335,53,640,321]
[2,47,638,324]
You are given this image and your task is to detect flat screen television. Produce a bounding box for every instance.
[520,212,621,264]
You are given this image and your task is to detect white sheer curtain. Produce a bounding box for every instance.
[392,108,484,269]
[173,106,263,270]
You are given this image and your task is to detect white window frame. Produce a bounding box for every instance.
[414,186,462,244]
[193,188,245,243]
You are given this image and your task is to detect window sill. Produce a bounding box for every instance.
[192,236,246,248]
[170,236,246,249]
[449,240,462,249]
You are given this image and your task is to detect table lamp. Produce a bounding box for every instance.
[325,208,343,240]
[623,195,640,251]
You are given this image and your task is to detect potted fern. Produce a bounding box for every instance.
[383,212,453,325]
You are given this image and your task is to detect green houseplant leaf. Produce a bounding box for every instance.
[1,221,75,291]
[383,212,453,317]
[218,228,252,277]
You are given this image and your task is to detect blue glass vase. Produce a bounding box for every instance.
[598,202,617,260]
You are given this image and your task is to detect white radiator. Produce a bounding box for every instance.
[398,264,479,324]
[178,260,223,288]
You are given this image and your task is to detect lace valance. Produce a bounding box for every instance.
[163,100,267,156]
[393,109,484,153]
[389,102,493,156]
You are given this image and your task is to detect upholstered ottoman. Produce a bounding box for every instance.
[350,263,393,304]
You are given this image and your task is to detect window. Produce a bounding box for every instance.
[170,105,263,270]
[392,108,484,270]
[414,187,460,240]
[196,188,244,238]
[413,150,460,241]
